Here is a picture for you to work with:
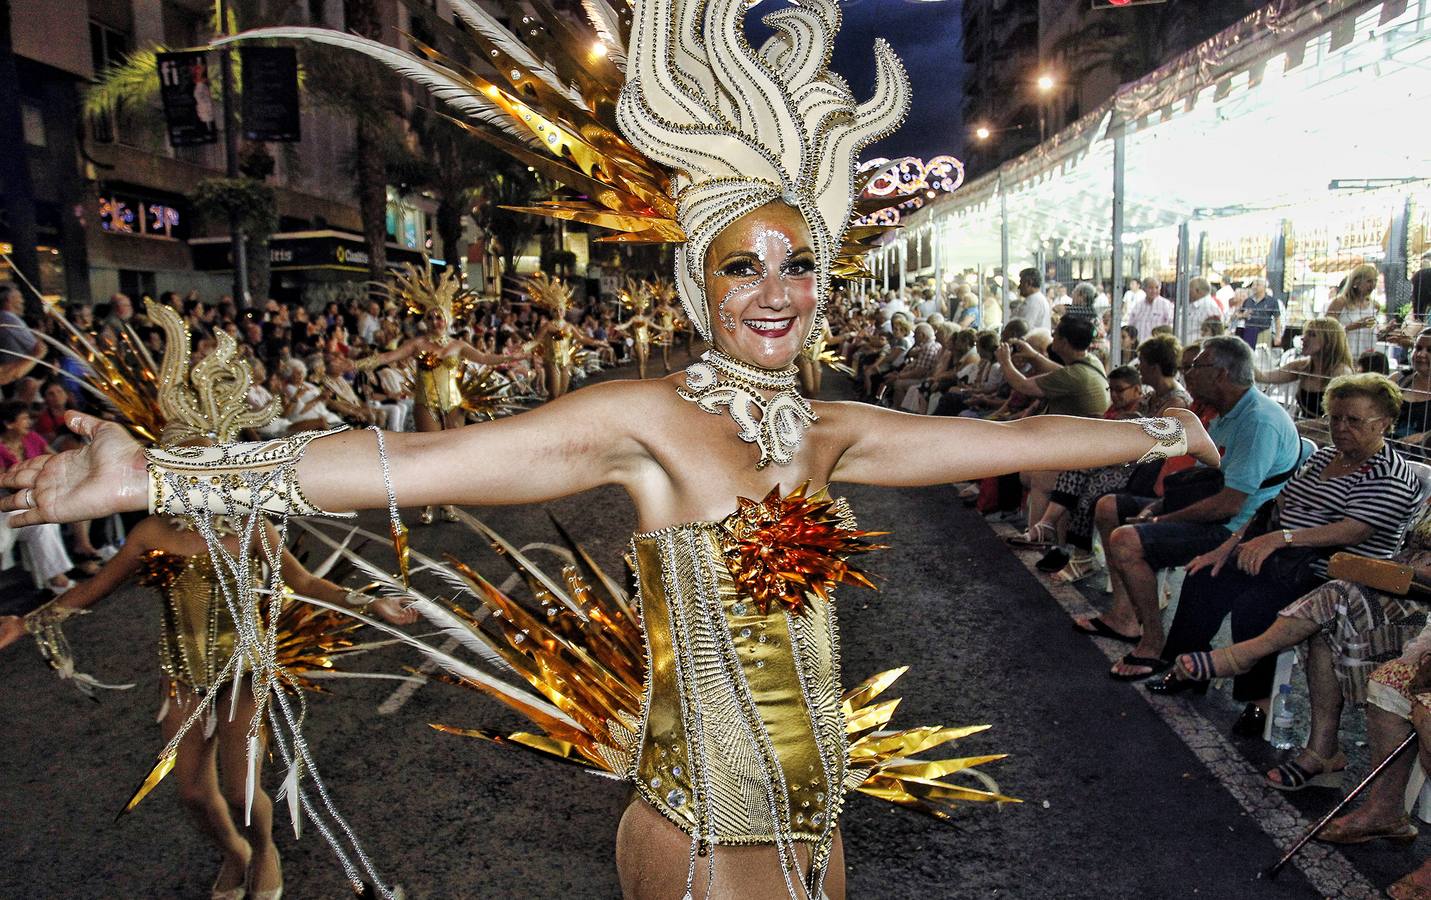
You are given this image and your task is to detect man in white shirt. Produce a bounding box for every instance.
[1015,268,1051,333]
[1184,276,1222,343]
[1124,276,1173,343]
[1120,278,1145,311]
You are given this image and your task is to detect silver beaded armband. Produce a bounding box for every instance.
[1132,416,1187,464]
[145,426,356,519]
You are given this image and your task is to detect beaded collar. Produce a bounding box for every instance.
[677,350,816,470]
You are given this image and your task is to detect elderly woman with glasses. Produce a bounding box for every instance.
[1152,374,1424,762]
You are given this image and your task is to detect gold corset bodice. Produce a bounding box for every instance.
[630,523,846,849]
[139,550,261,691]
[416,350,463,414]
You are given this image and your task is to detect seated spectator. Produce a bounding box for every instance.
[1155,374,1423,738]
[0,401,77,593]
[881,322,941,405]
[1166,517,1430,792]
[1014,335,1194,580]
[995,315,1109,418]
[33,379,79,448]
[1076,336,1303,679]
[934,330,1004,417]
[1255,316,1355,421]
[1392,329,1431,449]
[1316,622,1430,899]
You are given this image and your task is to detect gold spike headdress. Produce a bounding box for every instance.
[384,253,478,331]
[525,271,575,319]
[218,0,910,345]
[150,300,279,445]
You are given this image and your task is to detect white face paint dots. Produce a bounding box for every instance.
[715,229,811,334]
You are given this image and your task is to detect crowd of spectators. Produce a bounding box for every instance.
[0,279,667,599]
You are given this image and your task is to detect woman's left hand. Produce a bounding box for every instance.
[371,595,419,626]
[1234,532,1285,576]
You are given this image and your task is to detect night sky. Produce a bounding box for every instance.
[748,0,967,164]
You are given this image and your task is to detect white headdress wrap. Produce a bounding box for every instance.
[617,0,911,341]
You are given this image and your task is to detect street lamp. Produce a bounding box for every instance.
[1036,73,1056,93]
[974,125,991,141]
[1035,73,1058,143]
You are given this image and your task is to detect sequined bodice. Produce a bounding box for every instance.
[629,522,846,854]
[415,351,462,413]
[139,550,261,691]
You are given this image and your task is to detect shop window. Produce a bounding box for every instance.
[89,20,131,77]
[20,103,45,147]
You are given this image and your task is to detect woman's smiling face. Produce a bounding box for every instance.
[702,202,818,369]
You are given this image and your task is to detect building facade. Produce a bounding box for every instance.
[0,0,466,308]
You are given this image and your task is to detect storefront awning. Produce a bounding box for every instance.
[888,0,1431,273]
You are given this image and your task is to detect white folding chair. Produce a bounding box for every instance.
[1407,757,1430,825]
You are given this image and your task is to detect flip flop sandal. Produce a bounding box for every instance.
[1267,751,1347,792]
[1072,617,1139,645]
[1110,654,1171,681]
[1005,522,1056,548]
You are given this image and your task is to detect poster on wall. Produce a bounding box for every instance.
[155,51,218,147]
[241,47,301,142]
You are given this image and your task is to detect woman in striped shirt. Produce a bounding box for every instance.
[1152,375,1423,778]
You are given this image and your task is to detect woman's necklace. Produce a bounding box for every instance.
[678,350,815,469]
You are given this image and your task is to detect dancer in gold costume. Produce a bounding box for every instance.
[0,302,414,900]
[615,278,661,380]
[356,258,511,523]
[652,281,684,374]
[4,3,1219,898]
[527,272,609,399]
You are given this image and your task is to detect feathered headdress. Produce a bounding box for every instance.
[383,253,477,326]
[217,0,911,344]
[525,271,575,318]
[150,300,278,445]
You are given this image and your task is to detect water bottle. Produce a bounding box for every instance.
[1269,684,1297,750]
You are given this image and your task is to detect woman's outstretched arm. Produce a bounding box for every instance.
[0,379,648,525]
[827,402,1217,488]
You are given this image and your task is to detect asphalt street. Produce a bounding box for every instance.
[1,362,1422,899]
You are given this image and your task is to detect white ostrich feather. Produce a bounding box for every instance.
[213,27,537,148]
[446,0,586,107]
[582,0,628,68]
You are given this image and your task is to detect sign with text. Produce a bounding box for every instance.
[156,51,218,147]
[241,46,301,142]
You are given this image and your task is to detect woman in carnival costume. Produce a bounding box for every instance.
[0,300,415,900]
[3,2,1218,898]
[652,279,685,374]
[527,271,611,399]
[615,277,662,380]
[354,257,513,523]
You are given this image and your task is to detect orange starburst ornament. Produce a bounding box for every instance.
[719,483,887,616]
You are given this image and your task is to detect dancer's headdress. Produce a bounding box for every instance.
[384,253,477,327]
[219,0,911,343]
[150,300,278,445]
[525,271,575,318]
[620,276,654,315]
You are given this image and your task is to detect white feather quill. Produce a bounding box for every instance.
[213,28,539,149]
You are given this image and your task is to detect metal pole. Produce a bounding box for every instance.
[218,0,250,307]
[999,166,1010,326]
[1175,220,1191,344]
[898,239,908,296]
[933,221,945,315]
[1110,132,1126,365]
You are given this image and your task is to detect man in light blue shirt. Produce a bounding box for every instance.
[1074,336,1301,679]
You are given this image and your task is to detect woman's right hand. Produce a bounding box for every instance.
[0,412,148,526]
